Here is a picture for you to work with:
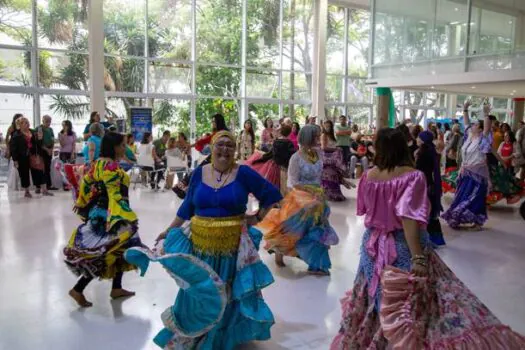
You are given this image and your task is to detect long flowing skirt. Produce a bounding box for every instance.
[441,170,488,228]
[244,152,280,189]
[321,148,347,202]
[63,208,142,279]
[125,225,274,350]
[331,229,525,349]
[487,163,525,205]
[257,185,339,272]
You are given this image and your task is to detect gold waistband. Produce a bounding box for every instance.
[190,215,243,255]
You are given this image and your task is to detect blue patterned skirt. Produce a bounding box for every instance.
[442,170,488,228]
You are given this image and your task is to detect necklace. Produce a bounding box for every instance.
[211,166,234,192]
[302,148,318,164]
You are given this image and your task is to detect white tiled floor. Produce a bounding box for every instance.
[1,186,524,350]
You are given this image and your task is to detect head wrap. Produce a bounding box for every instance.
[210,130,236,168]
[211,130,235,146]
[418,130,434,145]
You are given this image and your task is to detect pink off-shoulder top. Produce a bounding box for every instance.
[357,169,430,230]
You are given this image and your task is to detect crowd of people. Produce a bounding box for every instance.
[2,104,525,349]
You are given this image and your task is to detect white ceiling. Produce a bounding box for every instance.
[403,80,525,99]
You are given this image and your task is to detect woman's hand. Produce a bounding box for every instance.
[463,99,472,110]
[411,261,428,277]
[155,230,168,243]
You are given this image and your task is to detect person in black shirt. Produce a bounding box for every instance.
[416,130,445,246]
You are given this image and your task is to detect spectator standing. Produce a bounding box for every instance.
[83,123,104,163]
[59,120,77,163]
[335,115,352,167]
[38,115,56,190]
[261,118,275,152]
[9,117,51,198]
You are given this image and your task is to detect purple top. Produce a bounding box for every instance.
[357,170,430,296]
[59,132,77,153]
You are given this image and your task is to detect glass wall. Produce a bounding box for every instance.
[325,6,372,127]
[371,0,524,78]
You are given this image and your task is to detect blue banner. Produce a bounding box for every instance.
[130,107,152,142]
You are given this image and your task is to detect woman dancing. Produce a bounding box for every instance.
[257,125,339,275]
[331,128,525,349]
[416,130,445,246]
[173,113,229,198]
[64,132,143,307]
[442,101,492,230]
[245,125,296,195]
[125,131,282,349]
[321,120,352,201]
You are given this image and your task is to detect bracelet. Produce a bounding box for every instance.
[411,254,426,261]
[413,260,428,268]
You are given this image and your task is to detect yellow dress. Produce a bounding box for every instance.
[63,159,142,279]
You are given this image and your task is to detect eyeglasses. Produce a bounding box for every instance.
[214,142,235,150]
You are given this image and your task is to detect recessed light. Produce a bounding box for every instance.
[509,21,513,25]
[431,86,435,89]
[454,7,459,11]
[511,92,515,96]
[471,86,476,89]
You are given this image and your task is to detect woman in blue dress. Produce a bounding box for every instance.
[125,130,282,349]
[82,122,104,164]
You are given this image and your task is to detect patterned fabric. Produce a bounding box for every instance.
[64,163,87,200]
[487,162,525,205]
[63,159,142,279]
[257,185,339,273]
[321,148,347,201]
[126,221,275,350]
[287,150,323,188]
[442,170,488,228]
[331,234,525,349]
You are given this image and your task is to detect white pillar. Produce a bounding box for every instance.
[311,0,328,120]
[88,0,105,115]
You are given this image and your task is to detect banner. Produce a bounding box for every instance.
[116,119,127,133]
[130,107,152,142]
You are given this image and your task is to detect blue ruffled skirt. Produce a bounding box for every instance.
[125,225,274,350]
[442,170,488,228]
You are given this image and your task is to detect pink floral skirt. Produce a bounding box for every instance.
[331,251,525,349]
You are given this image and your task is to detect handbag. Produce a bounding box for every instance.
[30,154,44,171]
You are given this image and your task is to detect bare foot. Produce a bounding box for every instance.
[24,191,32,198]
[110,289,136,300]
[69,289,93,308]
[275,253,286,267]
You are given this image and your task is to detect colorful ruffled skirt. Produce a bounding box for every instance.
[441,169,488,228]
[321,148,347,202]
[442,166,525,206]
[125,216,275,350]
[331,229,525,349]
[256,185,339,273]
[64,207,142,279]
[487,163,525,205]
[245,152,280,189]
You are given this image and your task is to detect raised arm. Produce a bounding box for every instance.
[462,100,472,127]
[482,102,492,137]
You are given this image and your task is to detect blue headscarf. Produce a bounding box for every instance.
[418,131,443,216]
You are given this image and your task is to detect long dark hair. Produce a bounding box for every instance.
[178,132,188,141]
[323,120,336,142]
[10,113,23,132]
[242,120,255,144]
[264,117,273,129]
[101,132,124,160]
[374,128,414,171]
[292,122,300,135]
[212,113,228,132]
[396,124,413,144]
[89,111,99,123]
[61,120,74,136]
[141,132,152,144]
